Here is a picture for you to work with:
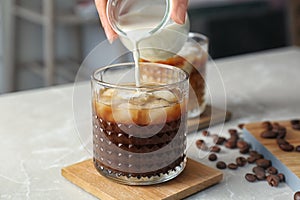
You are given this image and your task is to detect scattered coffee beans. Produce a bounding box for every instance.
[195,123,289,190]
[266,175,280,187]
[294,191,300,200]
[295,145,300,152]
[245,173,257,182]
[216,161,227,169]
[228,163,238,170]
[208,153,217,161]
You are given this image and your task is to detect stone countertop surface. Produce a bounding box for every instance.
[0,47,299,199]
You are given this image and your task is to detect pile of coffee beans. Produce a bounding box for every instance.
[195,125,287,188]
[260,120,300,152]
[245,157,285,187]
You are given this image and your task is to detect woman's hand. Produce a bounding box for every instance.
[94,0,188,43]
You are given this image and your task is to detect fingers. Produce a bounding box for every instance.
[171,0,188,24]
[95,0,118,43]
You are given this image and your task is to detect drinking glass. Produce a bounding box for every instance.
[91,62,189,185]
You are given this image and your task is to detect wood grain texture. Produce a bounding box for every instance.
[188,105,231,133]
[61,158,223,200]
[245,120,300,178]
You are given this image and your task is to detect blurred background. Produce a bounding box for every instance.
[0,0,299,94]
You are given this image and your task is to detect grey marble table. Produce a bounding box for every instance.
[0,47,299,199]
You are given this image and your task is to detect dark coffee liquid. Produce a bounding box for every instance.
[92,87,187,178]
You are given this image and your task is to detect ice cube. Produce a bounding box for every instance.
[153,90,177,103]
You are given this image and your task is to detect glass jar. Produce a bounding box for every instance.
[106,0,190,61]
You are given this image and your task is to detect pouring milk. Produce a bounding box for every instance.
[107,0,190,86]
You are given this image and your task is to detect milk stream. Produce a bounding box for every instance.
[117,4,166,87]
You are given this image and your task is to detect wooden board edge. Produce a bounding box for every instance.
[61,166,115,200]
[164,171,223,200]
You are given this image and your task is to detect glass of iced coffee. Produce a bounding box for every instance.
[140,32,209,118]
[91,62,189,185]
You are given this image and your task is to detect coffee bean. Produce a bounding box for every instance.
[249,150,259,156]
[202,130,210,136]
[279,143,294,152]
[216,161,227,169]
[251,153,264,160]
[252,166,266,180]
[245,173,257,182]
[295,145,300,152]
[228,129,238,135]
[276,138,289,146]
[236,156,247,167]
[239,145,250,154]
[267,166,278,175]
[261,130,278,139]
[208,153,217,161]
[261,121,273,130]
[272,123,286,138]
[238,123,245,129]
[237,140,249,149]
[291,119,300,125]
[291,119,300,130]
[228,163,238,170]
[225,139,237,149]
[247,156,257,164]
[238,142,250,154]
[266,174,280,187]
[252,166,265,173]
[229,133,239,142]
[256,159,272,169]
[210,145,221,153]
[277,173,285,182]
[196,139,208,151]
[292,123,300,130]
[294,191,300,200]
[277,131,286,139]
[213,136,226,145]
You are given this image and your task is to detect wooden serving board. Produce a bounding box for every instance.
[61,158,223,200]
[188,105,231,133]
[243,120,300,191]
